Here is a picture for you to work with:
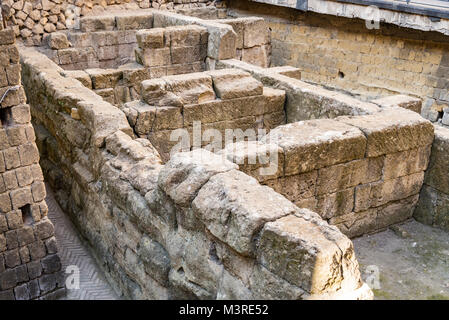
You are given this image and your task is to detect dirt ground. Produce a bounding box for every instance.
[353,219,449,300]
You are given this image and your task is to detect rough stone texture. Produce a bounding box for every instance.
[131,69,285,161]
[0,29,64,300]
[20,45,372,300]
[223,108,435,238]
[415,125,449,231]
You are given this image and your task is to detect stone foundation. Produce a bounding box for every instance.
[19,34,374,299]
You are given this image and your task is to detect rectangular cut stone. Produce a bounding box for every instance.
[116,12,154,30]
[220,141,284,182]
[268,66,302,80]
[263,119,366,176]
[383,145,431,180]
[355,172,424,210]
[337,108,434,157]
[423,125,449,194]
[329,209,378,239]
[264,171,317,205]
[376,195,419,230]
[208,69,263,100]
[165,25,208,47]
[192,169,298,256]
[80,16,116,32]
[316,188,355,219]
[316,157,383,195]
[372,95,422,114]
[257,210,362,294]
[85,68,122,90]
[136,29,165,49]
[164,72,215,105]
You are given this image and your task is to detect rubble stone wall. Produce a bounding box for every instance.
[226,0,449,125]
[20,46,372,299]
[0,28,64,300]
[1,0,223,45]
[415,125,449,231]
[122,68,286,161]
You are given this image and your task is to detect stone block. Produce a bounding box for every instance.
[116,12,154,30]
[171,45,207,65]
[354,172,424,211]
[376,195,419,230]
[372,95,422,114]
[63,70,92,89]
[383,145,431,180]
[164,72,216,105]
[208,69,263,100]
[27,260,42,279]
[159,149,237,207]
[10,187,32,209]
[220,141,284,182]
[166,25,208,47]
[18,143,39,166]
[424,125,449,194]
[263,119,366,176]
[192,169,298,256]
[10,104,31,124]
[316,157,383,195]
[242,17,269,48]
[85,68,122,90]
[337,108,434,157]
[41,254,61,274]
[316,188,355,219]
[136,29,165,49]
[47,32,70,50]
[80,16,116,32]
[268,66,302,80]
[136,47,171,67]
[257,210,361,294]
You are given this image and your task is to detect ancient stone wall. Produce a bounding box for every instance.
[123,68,285,161]
[415,125,449,231]
[226,0,449,125]
[0,28,64,300]
[1,0,224,45]
[220,110,434,238]
[20,45,372,299]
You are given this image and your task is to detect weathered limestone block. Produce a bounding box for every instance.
[208,69,263,100]
[383,145,431,180]
[257,210,364,296]
[46,32,70,50]
[192,169,297,256]
[316,157,383,195]
[85,68,122,90]
[316,187,355,219]
[337,108,434,157]
[137,236,170,287]
[164,72,215,105]
[329,209,378,239]
[354,172,424,210]
[241,45,271,68]
[372,95,422,114]
[262,119,366,176]
[159,149,237,207]
[219,141,284,182]
[415,185,449,230]
[79,16,116,32]
[165,25,208,47]
[265,171,317,207]
[423,125,449,194]
[216,59,381,122]
[268,66,301,80]
[63,70,92,89]
[115,12,154,30]
[136,28,165,49]
[153,11,237,60]
[376,194,419,230]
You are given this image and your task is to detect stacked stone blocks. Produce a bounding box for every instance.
[0,28,64,300]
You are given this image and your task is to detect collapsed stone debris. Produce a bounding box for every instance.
[0,2,448,300]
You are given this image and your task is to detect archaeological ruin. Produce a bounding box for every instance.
[0,0,449,300]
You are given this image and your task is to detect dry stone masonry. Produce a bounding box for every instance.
[0,27,64,300]
[0,4,448,300]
